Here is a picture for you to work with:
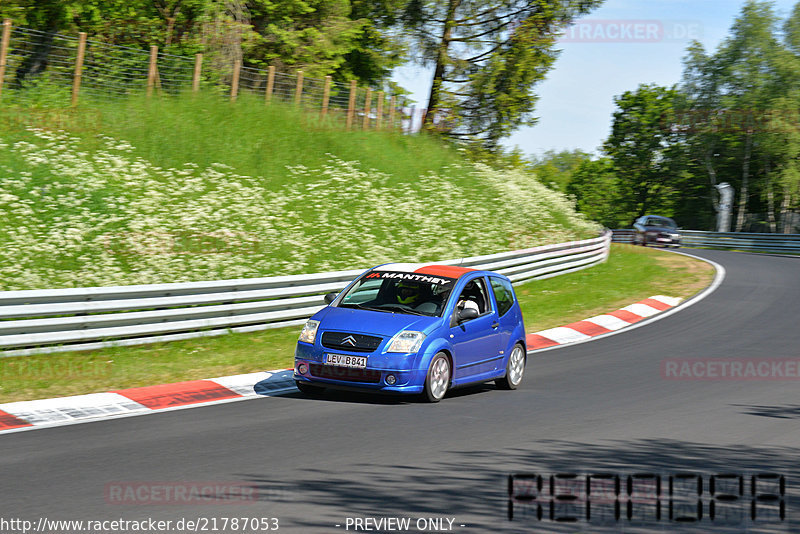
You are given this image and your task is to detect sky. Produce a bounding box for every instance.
[392,0,800,158]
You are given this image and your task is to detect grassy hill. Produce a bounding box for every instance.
[0,93,601,290]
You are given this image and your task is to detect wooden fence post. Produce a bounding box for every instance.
[362,88,372,130]
[192,53,202,92]
[146,45,158,97]
[346,80,357,130]
[0,20,12,100]
[321,75,331,118]
[294,70,303,106]
[265,65,275,103]
[389,96,396,131]
[376,91,384,130]
[71,32,87,107]
[230,59,241,102]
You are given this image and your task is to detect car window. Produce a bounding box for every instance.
[340,278,382,305]
[337,271,455,317]
[455,277,492,317]
[490,277,515,317]
[649,217,677,228]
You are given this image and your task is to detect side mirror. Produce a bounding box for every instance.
[458,307,479,323]
[323,292,338,305]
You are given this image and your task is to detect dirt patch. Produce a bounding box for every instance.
[650,250,716,298]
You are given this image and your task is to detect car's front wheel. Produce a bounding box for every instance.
[295,381,325,396]
[423,352,450,403]
[496,343,526,390]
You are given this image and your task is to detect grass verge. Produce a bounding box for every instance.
[0,244,715,403]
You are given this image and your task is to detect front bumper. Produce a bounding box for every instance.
[293,362,425,393]
[294,343,426,394]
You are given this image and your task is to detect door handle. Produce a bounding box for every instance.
[491,322,500,329]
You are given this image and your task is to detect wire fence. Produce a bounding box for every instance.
[0,20,412,131]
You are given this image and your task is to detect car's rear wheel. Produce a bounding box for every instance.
[423,353,450,403]
[496,343,526,390]
[295,381,325,396]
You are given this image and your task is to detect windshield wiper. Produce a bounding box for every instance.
[377,305,426,316]
[339,302,383,312]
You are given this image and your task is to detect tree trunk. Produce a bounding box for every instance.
[734,131,753,232]
[424,0,462,129]
[764,160,778,234]
[704,145,719,211]
[766,182,777,232]
[779,185,791,234]
[14,23,59,87]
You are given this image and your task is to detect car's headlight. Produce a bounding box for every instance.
[387,331,426,353]
[298,320,320,344]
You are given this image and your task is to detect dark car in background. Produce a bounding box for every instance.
[633,215,681,247]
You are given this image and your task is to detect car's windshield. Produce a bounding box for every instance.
[336,271,456,317]
[650,217,677,229]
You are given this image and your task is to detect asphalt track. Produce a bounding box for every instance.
[2,249,799,533]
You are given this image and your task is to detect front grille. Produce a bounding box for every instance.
[309,364,382,383]
[321,332,383,353]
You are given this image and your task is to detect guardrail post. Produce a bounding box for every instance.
[192,53,202,92]
[71,32,87,107]
[0,19,12,100]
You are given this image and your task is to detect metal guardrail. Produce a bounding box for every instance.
[611,229,635,244]
[0,231,611,357]
[612,229,800,253]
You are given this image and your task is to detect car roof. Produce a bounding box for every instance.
[372,262,478,280]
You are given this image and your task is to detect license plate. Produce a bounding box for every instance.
[324,354,367,369]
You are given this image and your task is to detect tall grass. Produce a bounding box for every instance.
[0,92,601,290]
[88,92,469,186]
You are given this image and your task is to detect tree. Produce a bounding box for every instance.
[0,0,406,88]
[566,157,629,228]
[402,0,604,150]
[603,84,685,219]
[712,0,785,231]
[528,149,592,192]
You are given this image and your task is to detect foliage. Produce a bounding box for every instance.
[528,149,592,192]
[401,0,604,150]
[567,0,800,232]
[566,157,629,228]
[603,84,686,220]
[0,0,404,87]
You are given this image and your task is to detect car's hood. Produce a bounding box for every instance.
[313,306,441,337]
